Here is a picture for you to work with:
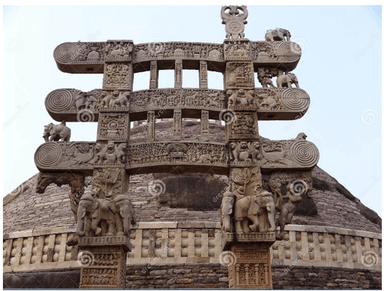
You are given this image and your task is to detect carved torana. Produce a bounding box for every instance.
[34,6,319,289]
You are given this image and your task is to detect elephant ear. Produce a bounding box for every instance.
[108,201,117,214]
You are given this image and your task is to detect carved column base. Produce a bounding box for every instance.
[223,233,275,289]
[78,236,131,289]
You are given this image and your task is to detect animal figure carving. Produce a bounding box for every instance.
[265,28,291,41]
[43,121,71,142]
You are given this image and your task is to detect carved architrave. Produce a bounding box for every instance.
[225,62,254,89]
[129,89,226,112]
[104,40,133,62]
[251,41,301,64]
[127,141,228,168]
[224,40,251,60]
[97,113,129,141]
[227,111,259,140]
[134,42,224,62]
[103,63,132,91]
[259,135,320,170]
[229,243,273,289]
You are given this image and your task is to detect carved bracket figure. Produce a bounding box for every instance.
[43,121,71,142]
[265,28,291,42]
[275,179,309,240]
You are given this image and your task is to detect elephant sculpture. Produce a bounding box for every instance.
[235,186,276,234]
[76,194,116,236]
[43,121,71,142]
[114,195,136,236]
[220,189,234,232]
[276,72,299,88]
[265,28,291,42]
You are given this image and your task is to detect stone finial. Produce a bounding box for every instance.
[221,5,248,40]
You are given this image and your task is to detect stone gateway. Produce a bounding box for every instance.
[3,5,381,290]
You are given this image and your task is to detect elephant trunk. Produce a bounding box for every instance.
[76,214,85,236]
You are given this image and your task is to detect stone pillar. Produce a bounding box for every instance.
[147,110,155,141]
[174,59,182,89]
[201,110,209,141]
[78,40,135,289]
[78,236,131,289]
[173,109,182,140]
[221,33,276,289]
[149,60,158,89]
[199,60,208,89]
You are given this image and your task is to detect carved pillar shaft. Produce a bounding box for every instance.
[228,242,273,289]
[173,109,182,140]
[174,59,182,89]
[78,236,131,289]
[149,60,158,89]
[199,60,208,89]
[201,110,209,141]
[147,110,155,142]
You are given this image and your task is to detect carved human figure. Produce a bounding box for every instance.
[265,28,291,41]
[276,180,308,239]
[43,121,71,142]
[235,185,276,234]
[276,72,299,88]
[257,68,275,88]
[220,188,234,232]
[113,195,136,236]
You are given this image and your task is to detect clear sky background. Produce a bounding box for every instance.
[3,5,382,216]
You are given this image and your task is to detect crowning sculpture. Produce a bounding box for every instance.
[33,5,319,289]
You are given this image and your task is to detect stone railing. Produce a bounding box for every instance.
[3,224,381,273]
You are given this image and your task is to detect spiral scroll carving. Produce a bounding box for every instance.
[290,140,319,168]
[280,88,310,111]
[34,142,63,168]
[276,41,301,62]
[54,42,79,64]
[45,89,79,112]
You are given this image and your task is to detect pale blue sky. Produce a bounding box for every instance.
[3,5,382,216]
